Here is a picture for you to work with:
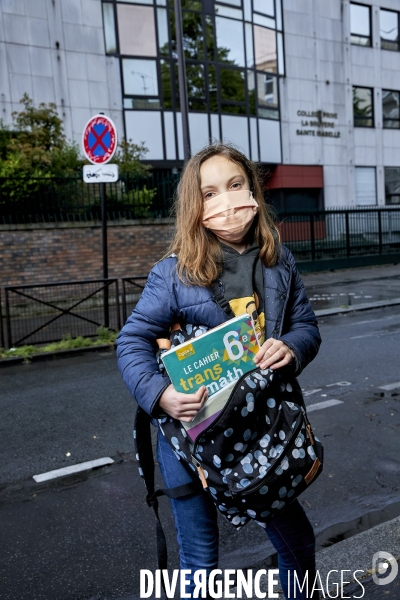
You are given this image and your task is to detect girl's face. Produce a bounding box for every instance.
[200,155,257,251]
[200,155,250,201]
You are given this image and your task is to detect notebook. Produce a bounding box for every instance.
[161,314,260,441]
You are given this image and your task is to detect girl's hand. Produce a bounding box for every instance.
[254,338,295,370]
[158,385,208,422]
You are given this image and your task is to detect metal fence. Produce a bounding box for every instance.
[120,276,149,323]
[279,207,400,261]
[3,279,121,348]
[1,207,399,348]
[0,171,180,224]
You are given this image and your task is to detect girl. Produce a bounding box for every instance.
[117,143,321,600]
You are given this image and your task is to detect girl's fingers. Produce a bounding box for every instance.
[180,415,198,422]
[260,348,292,369]
[254,340,274,362]
[270,356,291,370]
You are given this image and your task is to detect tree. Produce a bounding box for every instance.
[0,94,82,180]
[0,96,154,217]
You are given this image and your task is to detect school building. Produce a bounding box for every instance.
[1,0,400,210]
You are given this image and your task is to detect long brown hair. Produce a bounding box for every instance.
[164,143,281,286]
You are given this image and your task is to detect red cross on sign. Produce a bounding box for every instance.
[82,114,117,165]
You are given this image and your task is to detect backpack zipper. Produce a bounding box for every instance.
[191,456,209,489]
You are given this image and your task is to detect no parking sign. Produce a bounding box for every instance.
[82,114,117,165]
[82,114,118,183]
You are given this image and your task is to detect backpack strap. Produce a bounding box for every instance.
[210,278,235,318]
[134,406,201,571]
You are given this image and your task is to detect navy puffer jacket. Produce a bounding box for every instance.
[116,246,321,423]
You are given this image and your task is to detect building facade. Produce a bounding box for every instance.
[1,0,400,209]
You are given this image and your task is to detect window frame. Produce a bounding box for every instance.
[355,166,377,207]
[380,8,400,52]
[350,2,372,47]
[101,0,284,164]
[353,85,374,128]
[384,167,400,205]
[382,89,400,129]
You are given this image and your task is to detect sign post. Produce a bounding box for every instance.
[174,0,191,161]
[82,114,118,328]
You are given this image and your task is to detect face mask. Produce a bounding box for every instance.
[202,189,258,243]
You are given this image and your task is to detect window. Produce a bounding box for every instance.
[102,3,117,54]
[117,4,157,56]
[350,3,371,46]
[253,0,274,17]
[384,167,400,205]
[216,0,241,7]
[355,167,376,206]
[215,5,243,20]
[353,86,373,127]
[220,67,246,114]
[257,72,279,119]
[380,9,399,51]
[122,59,158,96]
[254,26,277,72]
[182,10,204,60]
[382,90,400,128]
[157,8,169,55]
[215,16,245,66]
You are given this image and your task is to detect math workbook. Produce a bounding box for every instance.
[161,314,260,440]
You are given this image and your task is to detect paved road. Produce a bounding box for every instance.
[1,305,399,599]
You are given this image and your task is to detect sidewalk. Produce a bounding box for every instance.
[117,514,400,600]
[249,515,400,599]
[301,262,400,315]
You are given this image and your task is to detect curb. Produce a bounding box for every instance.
[1,297,399,365]
[314,297,400,317]
[0,343,115,368]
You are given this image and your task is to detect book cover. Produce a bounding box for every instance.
[161,314,260,440]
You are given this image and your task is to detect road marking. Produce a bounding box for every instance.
[307,399,343,413]
[33,457,114,483]
[303,388,322,397]
[378,382,400,391]
[325,381,352,387]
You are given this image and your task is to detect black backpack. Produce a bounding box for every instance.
[134,313,323,569]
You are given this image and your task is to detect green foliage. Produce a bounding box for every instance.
[0,327,118,360]
[96,326,118,343]
[121,184,157,218]
[0,94,83,179]
[0,96,153,216]
[113,138,152,178]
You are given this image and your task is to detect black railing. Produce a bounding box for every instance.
[277,207,400,261]
[121,276,148,323]
[0,287,5,349]
[0,172,180,224]
[1,207,400,348]
[3,279,121,348]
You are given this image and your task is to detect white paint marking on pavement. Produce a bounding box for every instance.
[303,388,322,397]
[325,381,352,387]
[350,330,400,340]
[378,382,400,391]
[307,399,344,413]
[33,457,114,483]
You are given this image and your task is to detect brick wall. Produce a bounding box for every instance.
[0,220,175,287]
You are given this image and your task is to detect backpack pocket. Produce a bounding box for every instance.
[224,400,305,494]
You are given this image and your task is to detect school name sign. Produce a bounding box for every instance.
[296,109,340,138]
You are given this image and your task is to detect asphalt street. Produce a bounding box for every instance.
[1,304,400,599]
